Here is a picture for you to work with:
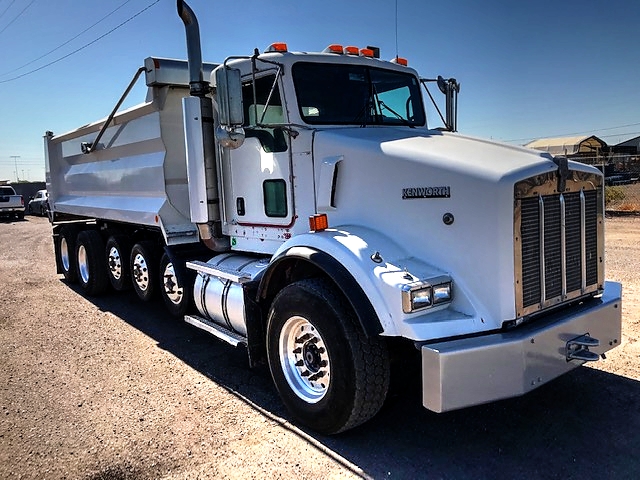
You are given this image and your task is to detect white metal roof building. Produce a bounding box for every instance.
[525,135,607,157]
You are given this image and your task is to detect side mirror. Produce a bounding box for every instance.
[215,67,244,127]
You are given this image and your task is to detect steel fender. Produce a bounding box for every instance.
[262,225,446,337]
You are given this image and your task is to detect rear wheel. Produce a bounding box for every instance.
[76,230,109,296]
[105,235,131,291]
[57,227,78,283]
[159,252,192,317]
[130,241,158,301]
[266,278,390,434]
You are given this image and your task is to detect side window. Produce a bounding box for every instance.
[263,179,287,217]
[242,75,287,153]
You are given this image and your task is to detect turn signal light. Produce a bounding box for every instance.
[265,42,288,53]
[309,213,329,232]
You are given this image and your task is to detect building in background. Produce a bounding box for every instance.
[526,135,639,186]
[525,135,607,165]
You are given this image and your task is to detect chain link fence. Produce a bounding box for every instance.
[576,154,640,213]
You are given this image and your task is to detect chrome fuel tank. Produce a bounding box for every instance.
[192,254,270,336]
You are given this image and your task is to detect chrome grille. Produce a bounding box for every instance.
[515,171,603,317]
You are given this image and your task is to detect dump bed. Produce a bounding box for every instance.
[45,57,218,246]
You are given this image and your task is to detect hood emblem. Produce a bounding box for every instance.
[553,156,570,193]
[402,186,451,199]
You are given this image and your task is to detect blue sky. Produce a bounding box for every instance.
[0,0,638,182]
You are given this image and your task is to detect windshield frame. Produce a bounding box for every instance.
[291,61,426,127]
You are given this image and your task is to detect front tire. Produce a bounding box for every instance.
[266,278,390,434]
[76,230,109,296]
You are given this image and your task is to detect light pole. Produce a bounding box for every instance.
[10,155,20,182]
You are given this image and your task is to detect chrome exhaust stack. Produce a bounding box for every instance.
[177,1,229,251]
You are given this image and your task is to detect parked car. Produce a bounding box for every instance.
[28,190,49,216]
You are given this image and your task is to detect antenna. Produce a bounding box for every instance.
[395,0,399,59]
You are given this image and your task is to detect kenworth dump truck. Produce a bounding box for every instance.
[45,1,622,434]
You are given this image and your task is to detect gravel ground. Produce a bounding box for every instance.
[1,215,639,480]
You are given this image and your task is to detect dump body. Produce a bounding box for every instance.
[45,58,217,246]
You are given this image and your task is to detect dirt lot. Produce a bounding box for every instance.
[1,216,639,480]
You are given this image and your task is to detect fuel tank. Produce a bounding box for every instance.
[192,253,269,336]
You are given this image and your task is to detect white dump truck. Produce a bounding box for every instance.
[45,1,622,434]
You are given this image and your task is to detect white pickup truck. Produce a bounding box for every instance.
[0,186,25,220]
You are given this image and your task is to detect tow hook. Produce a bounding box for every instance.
[566,334,600,362]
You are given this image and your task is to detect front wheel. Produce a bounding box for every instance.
[266,278,390,434]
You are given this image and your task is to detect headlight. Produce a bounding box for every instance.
[433,283,452,305]
[402,278,452,313]
[410,287,432,310]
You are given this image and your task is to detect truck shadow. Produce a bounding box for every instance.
[85,287,640,480]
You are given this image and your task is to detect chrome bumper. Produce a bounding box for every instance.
[421,281,622,412]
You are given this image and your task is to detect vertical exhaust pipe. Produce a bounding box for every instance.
[177,1,229,251]
[176,1,205,97]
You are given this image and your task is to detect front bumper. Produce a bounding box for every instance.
[421,281,622,412]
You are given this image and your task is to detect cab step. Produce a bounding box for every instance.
[184,314,247,347]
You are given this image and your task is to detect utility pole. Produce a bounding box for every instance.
[10,155,20,182]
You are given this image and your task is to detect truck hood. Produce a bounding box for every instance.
[311,127,596,331]
[315,127,559,183]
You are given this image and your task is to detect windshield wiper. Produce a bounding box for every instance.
[378,101,414,128]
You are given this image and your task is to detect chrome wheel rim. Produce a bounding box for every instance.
[162,262,183,305]
[279,316,330,404]
[78,245,89,284]
[60,237,70,272]
[132,253,149,291]
[107,246,122,280]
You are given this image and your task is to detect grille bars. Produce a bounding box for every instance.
[515,171,603,319]
[537,192,587,305]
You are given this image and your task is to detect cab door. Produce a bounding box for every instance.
[223,73,293,253]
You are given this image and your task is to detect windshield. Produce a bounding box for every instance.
[292,62,425,127]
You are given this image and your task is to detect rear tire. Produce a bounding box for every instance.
[159,252,193,317]
[105,235,131,291]
[57,227,78,283]
[130,241,158,301]
[266,278,390,434]
[76,230,109,296]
